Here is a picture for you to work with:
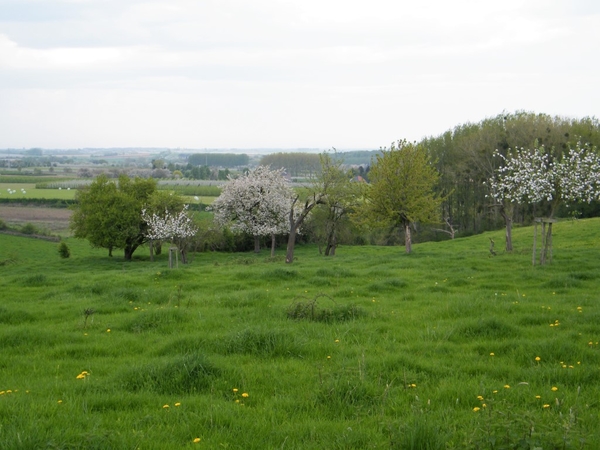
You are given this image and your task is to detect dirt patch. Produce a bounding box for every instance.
[0,205,72,233]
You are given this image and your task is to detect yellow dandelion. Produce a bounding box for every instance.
[535,356,541,361]
[551,386,558,391]
[106,329,111,333]
[490,352,495,356]
[232,388,238,393]
[0,391,4,395]
[535,395,541,399]
[477,395,484,401]
[473,407,480,412]
[543,404,550,408]
[482,403,487,408]
[193,438,201,443]
[57,400,63,404]
[76,374,85,379]
[163,404,169,408]
[327,355,331,359]
[235,399,240,403]
[334,339,340,343]
[492,390,498,394]
[175,402,181,407]
[504,385,510,389]
[242,393,249,398]
[410,384,416,388]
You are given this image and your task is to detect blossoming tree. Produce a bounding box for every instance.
[211,166,294,255]
[142,204,198,266]
[488,141,600,253]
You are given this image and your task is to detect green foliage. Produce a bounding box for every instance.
[70,174,158,260]
[19,223,38,235]
[58,242,70,258]
[259,152,321,177]
[362,140,443,252]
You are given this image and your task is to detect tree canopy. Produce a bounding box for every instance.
[70,174,158,260]
[362,140,442,253]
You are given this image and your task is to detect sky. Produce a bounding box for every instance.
[1,0,599,150]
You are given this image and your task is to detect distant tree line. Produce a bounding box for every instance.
[188,153,249,168]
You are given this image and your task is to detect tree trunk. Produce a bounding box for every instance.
[500,203,513,252]
[124,245,136,261]
[108,246,113,257]
[270,233,276,257]
[285,228,297,263]
[404,222,412,254]
[149,240,154,262]
[254,235,261,253]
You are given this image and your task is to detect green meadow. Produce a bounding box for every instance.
[1,219,599,449]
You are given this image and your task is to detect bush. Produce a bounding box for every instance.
[0,219,7,230]
[58,242,70,258]
[20,223,38,235]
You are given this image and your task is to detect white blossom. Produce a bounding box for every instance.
[211,166,294,237]
[488,142,600,209]
[141,204,197,242]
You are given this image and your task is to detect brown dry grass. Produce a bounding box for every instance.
[0,205,72,233]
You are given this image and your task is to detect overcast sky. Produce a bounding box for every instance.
[1,0,599,150]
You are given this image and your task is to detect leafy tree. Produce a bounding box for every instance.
[70,174,157,260]
[362,140,442,254]
[311,151,363,256]
[212,166,293,255]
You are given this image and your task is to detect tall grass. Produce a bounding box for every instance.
[0,219,599,448]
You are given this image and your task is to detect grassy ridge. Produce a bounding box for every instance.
[0,220,599,448]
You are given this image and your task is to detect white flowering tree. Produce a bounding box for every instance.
[142,204,198,266]
[488,142,600,253]
[211,166,294,255]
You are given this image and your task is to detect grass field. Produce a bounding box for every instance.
[0,183,77,200]
[1,219,599,449]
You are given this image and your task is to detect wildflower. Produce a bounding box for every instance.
[492,390,498,394]
[482,403,487,408]
[410,384,416,388]
[535,356,541,361]
[106,329,111,333]
[242,393,249,398]
[193,438,201,443]
[175,402,181,407]
[490,353,495,356]
[551,386,558,391]
[327,355,331,359]
[235,399,240,403]
[232,388,238,393]
[334,339,340,343]
[504,385,510,389]
[477,395,484,401]
[163,404,169,408]
[543,404,550,408]
[473,407,480,412]
[535,395,541,399]
[58,400,63,404]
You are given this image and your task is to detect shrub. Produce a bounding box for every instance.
[20,223,38,235]
[58,242,70,258]
[0,219,7,230]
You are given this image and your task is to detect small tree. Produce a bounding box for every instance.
[58,242,70,259]
[361,140,442,254]
[311,151,362,256]
[212,166,293,255]
[142,205,198,266]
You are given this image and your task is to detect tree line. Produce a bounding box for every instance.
[69,111,600,262]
